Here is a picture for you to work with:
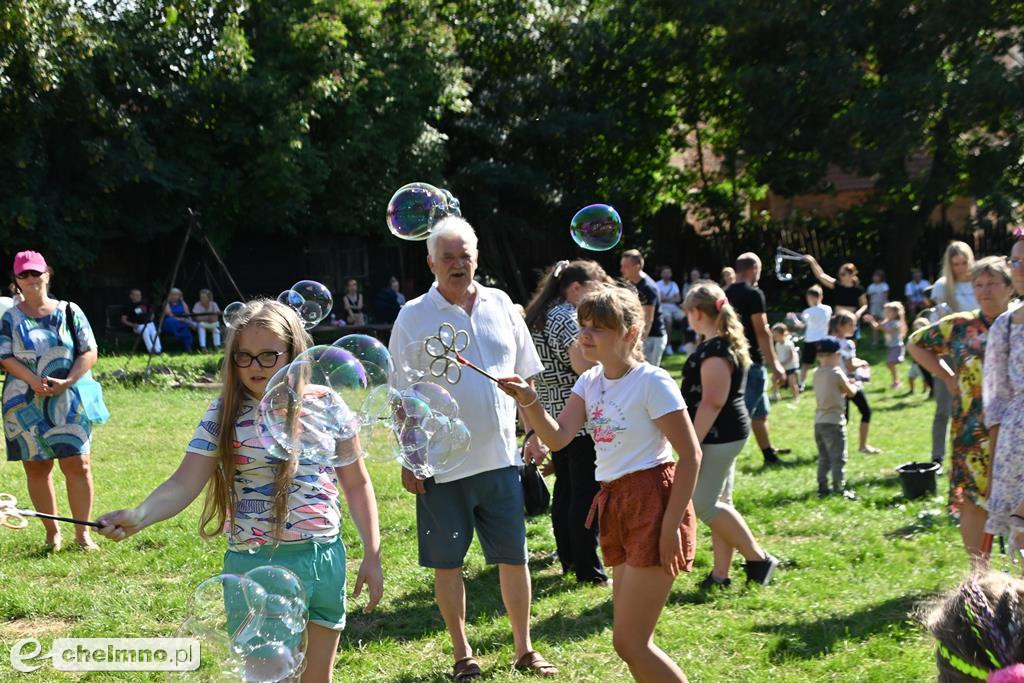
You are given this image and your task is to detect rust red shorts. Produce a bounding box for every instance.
[586,462,696,570]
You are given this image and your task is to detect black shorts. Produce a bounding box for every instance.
[800,341,818,365]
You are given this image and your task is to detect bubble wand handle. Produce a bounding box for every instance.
[454,354,501,383]
[23,510,102,528]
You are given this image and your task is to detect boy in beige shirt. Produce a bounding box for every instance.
[814,337,859,498]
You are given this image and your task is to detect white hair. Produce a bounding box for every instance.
[427,216,479,260]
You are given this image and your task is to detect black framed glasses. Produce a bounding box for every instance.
[15,270,42,280]
[232,351,285,368]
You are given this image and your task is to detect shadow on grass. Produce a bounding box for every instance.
[342,563,570,646]
[753,592,936,662]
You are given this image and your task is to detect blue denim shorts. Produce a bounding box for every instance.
[224,537,347,632]
[416,466,528,568]
[743,363,771,420]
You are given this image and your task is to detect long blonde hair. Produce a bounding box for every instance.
[683,280,751,369]
[883,301,907,338]
[576,283,646,363]
[941,241,976,312]
[199,299,311,545]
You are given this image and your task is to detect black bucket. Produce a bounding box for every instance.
[896,462,941,499]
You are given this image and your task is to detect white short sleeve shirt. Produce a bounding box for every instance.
[571,363,686,482]
[389,283,544,483]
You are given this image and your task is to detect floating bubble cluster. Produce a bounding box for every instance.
[175,568,307,682]
[386,183,461,241]
[256,335,396,467]
[390,381,471,479]
[275,280,334,330]
[569,204,623,252]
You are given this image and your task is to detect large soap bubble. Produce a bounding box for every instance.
[331,334,394,427]
[257,346,364,466]
[570,204,623,251]
[386,183,462,241]
[176,569,308,682]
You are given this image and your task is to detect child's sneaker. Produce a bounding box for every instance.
[744,554,780,586]
[699,573,731,591]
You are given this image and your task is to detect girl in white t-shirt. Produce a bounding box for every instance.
[98,300,383,681]
[500,283,700,683]
[866,270,890,347]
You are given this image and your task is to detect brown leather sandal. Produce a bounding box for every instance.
[514,650,558,677]
[453,657,482,681]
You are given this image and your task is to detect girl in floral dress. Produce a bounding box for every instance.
[909,256,1014,564]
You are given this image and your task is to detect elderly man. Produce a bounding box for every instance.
[389,217,557,681]
[725,253,790,466]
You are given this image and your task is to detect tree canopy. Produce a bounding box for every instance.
[3,0,1024,284]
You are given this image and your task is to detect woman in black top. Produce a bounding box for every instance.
[524,259,613,585]
[682,281,778,588]
[803,255,868,320]
[342,278,365,326]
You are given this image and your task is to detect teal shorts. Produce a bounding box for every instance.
[223,537,347,633]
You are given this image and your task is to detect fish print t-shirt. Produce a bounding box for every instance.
[188,397,341,551]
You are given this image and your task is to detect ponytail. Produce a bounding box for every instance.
[682,280,750,368]
[524,259,611,332]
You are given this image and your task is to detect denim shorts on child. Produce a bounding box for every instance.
[585,462,696,569]
[223,536,347,634]
[416,465,528,568]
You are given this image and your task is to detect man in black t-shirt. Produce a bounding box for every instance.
[726,253,790,465]
[620,249,667,366]
[120,288,161,354]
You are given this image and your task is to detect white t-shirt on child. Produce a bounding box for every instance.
[801,304,832,342]
[189,397,342,551]
[571,362,686,483]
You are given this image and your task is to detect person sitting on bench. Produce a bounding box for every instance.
[121,289,161,354]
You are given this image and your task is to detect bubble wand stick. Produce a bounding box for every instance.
[0,493,101,529]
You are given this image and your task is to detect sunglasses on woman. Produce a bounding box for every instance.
[15,270,43,280]
[232,351,285,368]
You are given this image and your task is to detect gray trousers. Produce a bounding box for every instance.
[815,423,848,492]
[692,439,746,522]
[932,380,952,463]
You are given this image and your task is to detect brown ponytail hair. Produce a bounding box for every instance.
[682,281,751,369]
[524,259,612,332]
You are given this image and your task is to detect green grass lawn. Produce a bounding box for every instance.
[0,350,981,681]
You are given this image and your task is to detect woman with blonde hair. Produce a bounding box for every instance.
[682,281,778,589]
[928,241,978,468]
[161,287,195,352]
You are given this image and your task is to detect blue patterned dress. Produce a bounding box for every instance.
[1,302,96,461]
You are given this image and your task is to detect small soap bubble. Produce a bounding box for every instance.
[290,280,333,329]
[569,204,623,252]
[223,301,246,328]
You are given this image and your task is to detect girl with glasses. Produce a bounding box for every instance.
[98,299,384,681]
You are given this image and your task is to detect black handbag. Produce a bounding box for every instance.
[520,431,551,517]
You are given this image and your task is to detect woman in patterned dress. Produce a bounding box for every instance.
[983,233,1024,552]
[523,259,613,585]
[0,251,99,551]
[909,256,1014,564]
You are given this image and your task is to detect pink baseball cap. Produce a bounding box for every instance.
[13,251,47,275]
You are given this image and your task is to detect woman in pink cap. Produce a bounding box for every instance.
[0,251,100,551]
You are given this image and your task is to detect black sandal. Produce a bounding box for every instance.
[453,657,483,681]
[514,650,558,677]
